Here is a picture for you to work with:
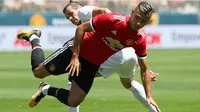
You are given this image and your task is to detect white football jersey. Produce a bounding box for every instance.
[78,6,95,23]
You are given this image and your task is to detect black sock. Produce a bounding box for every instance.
[48,86,69,106]
[31,39,45,71]
[31,38,41,48]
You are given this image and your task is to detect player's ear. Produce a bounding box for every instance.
[131,10,134,16]
[132,10,135,14]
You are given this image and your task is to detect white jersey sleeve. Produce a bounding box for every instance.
[77,6,96,23]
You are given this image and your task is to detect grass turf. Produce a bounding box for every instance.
[0,49,199,112]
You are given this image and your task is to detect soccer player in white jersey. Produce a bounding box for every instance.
[63,1,160,112]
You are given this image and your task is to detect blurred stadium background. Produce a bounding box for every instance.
[0,0,200,112]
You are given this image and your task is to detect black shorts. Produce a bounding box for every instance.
[43,39,100,93]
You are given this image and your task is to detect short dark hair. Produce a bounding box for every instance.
[63,1,84,14]
[137,1,153,14]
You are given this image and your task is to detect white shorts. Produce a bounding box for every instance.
[98,47,137,79]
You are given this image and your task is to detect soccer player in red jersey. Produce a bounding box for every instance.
[16,1,160,112]
[68,1,160,111]
[63,2,160,112]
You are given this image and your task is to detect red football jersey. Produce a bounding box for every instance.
[79,13,147,65]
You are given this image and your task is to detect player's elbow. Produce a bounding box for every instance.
[95,8,111,15]
[103,8,111,13]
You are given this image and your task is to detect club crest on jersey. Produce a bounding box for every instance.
[103,37,124,51]
[49,64,56,72]
[126,39,134,46]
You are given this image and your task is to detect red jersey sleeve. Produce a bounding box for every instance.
[134,32,147,59]
[89,13,126,31]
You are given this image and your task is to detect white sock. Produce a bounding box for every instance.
[129,80,158,112]
[68,81,80,112]
[69,105,80,112]
[29,34,39,42]
[42,85,50,95]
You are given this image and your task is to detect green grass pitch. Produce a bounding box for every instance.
[0,49,199,112]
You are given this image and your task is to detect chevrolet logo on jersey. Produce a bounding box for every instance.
[103,37,124,51]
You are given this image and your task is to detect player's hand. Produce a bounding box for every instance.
[147,97,161,112]
[149,70,159,81]
[66,56,81,76]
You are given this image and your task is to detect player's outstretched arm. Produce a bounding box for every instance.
[138,58,151,98]
[138,58,160,111]
[66,21,93,76]
[73,21,93,55]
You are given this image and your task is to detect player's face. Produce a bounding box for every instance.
[129,8,152,31]
[64,6,81,26]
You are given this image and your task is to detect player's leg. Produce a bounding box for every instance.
[29,39,74,107]
[120,77,158,112]
[41,56,99,107]
[41,80,86,107]
[119,67,159,112]
[17,30,50,78]
[29,40,73,107]
[131,80,159,112]
[30,79,87,107]
[117,48,159,112]
[97,49,121,78]
[67,56,99,106]
[68,81,80,112]
[29,39,99,107]
[67,66,103,112]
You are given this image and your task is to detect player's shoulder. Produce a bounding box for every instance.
[137,29,146,38]
[82,5,96,9]
[78,6,96,13]
[105,13,126,19]
[125,29,146,39]
[134,29,146,45]
[112,13,126,20]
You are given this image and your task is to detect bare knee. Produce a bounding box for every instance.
[33,71,45,79]
[33,63,50,79]
[68,98,82,107]
[120,77,131,89]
